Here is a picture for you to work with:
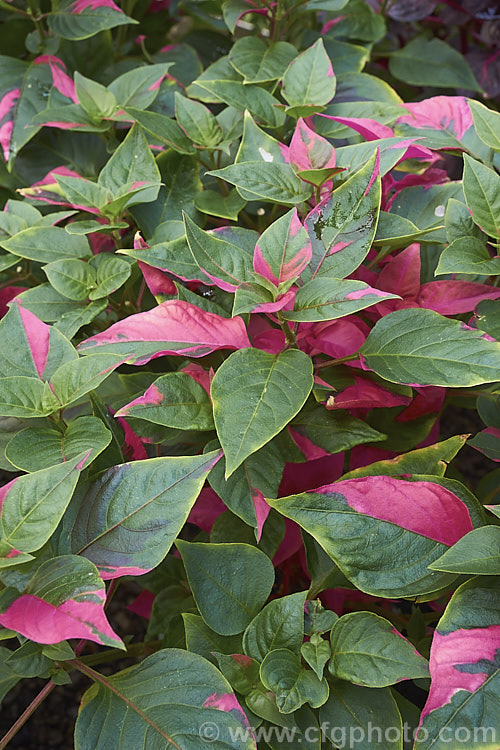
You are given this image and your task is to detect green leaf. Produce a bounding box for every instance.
[208,162,312,205]
[475,299,500,340]
[445,198,484,245]
[429,526,500,575]
[55,175,109,211]
[194,189,246,221]
[98,124,160,207]
[374,212,443,249]
[435,237,500,276]
[109,65,170,110]
[49,354,124,408]
[463,154,500,238]
[282,276,398,322]
[71,452,220,578]
[211,348,313,477]
[389,36,481,91]
[320,681,403,750]
[469,99,500,152]
[88,254,131,300]
[74,72,117,119]
[123,108,195,155]
[215,653,260,696]
[0,454,84,563]
[0,377,60,418]
[0,227,91,264]
[5,416,111,473]
[176,541,275,636]
[301,634,331,680]
[115,372,214,430]
[260,648,329,713]
[360,308,500,387]
[54,301,107,340]
[291,407,386,454]
[282,40,335,114]
[183,613,242,664]
[174,93,222,147]
[329,612,430,687]
[243,591,308,661]
[75,649,255,749]
[229,37,297,83]
[48,0,136,40]
[43,258,95,302]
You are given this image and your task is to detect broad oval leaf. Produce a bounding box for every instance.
[267,475,476,597]
[282,40,335,112]
[208,162,312,205]
[176,541,275,636]
[75,648,255,749]
[70,451,221,579]
[260,648,329,713]
[0,556,122,648]
[242,591,308,661]
[360,308,500,387]
[429,526,500,575]
[211,348,313,477]
[329,612,429,687]
[229,37,297,84]
[0,226,91,264]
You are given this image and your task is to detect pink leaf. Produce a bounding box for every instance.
[0,287,27,319]
[319,115,394,141]
[71,0,123,12]
[19,166,100,213]
[288,118,337,171]
[127,589,155,619]
[325,376,412,411]
[396,96,473,142]
[187,487,226,532]
[78,300,251,364]
[253,208,312,288]
[138,261,176,297]
[0,89,20,162]
[316,476,474,546]
[203,692,252,729]
[252,491,270,542]
[181,363,213,395]
[116,416,148,460]
[416,280,500,315]
[115,383,164,417]
[297,317,369,360]
[15,301,51,379]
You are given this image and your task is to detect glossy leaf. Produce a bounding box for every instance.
[429,526,500,575]
[208,162,312,205]
[211,348,313,477]
[242,591,307,661]
[463,155,500,238]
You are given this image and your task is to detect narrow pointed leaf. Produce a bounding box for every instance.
[253,209,312,289]
[282,40,335,110]
[49,353,124,408]
[463,155,500,239]
[429,527,500,575]
[228,37,297,83]
[208,162,312,205]
[48,0,136,41]
[0,226,91,264]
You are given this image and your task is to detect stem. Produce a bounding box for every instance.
[0,680,56,750]
[277,314,297,347]
[136,278,146,311]
[26,0,45,47]
[314,352,360,370]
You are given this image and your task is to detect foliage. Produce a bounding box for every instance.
[0,0,499,748]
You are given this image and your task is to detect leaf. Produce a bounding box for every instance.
[43,258,95,301]
[0,300,76,379]
[417,577,500,749]
[386,0,437,21]
[267,475,475,597]
[74,72,117,119]
[304,150,381,279]
[48,0,136,41]
[469,427,500,461]
[260,648,329,713]
[463,154,500,238]
[88,254,131,300]
[290,407,386,454]
[195,189,247,221]
[71,451,221,579]
[174,93,221,148]
[360,308,500,387]
[108,65,169,110]
[183,212,253,291]
[301,634,331,680]
[374,212,443,249]
[0,377,60,418]
[123,108,195,155]
[329,612,429,687]
[208,162,312,205]
[0,556,122,648]
[54,175,109,211]
[75,648,255,749]
[282,277,398,322]
[183,613,243,664]
[49,353,124,408]
[115,372,214,430]
[435,237,500,276]
[282,40,335,114]
[0,454,85,564]
[253,209,312,290]
[215,653,260,696]
[228,37,297,84]
[320,681,403,750]
[176,541,275,636]
[78,300,250,364]
[0,226,91,263]
[211,348,313,477]
[242,591,307,661]
[389,37,481,91]
[469,99,500,152]
[429,526,500,575]
[5,416,111,472]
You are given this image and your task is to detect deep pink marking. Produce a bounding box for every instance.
[344,286,392,301]
[98,564,150,580]
[253,244,279,286]
[41,121,86,130]
[34,56,78,103]
[420,626,500,720]
[127,589,154,618]
[71,0,122,12]
[326,377,411,411]
[0,478,18,512]
[0,592,121,646]
[75,449,92,471]
[5,548,22,559]
[16,301,51,379]
[116,416,148,462]
[116,383,164,416]
[138,261,176,297]
[288,428,328,461]
[289,118,336,171]
[0,89,20,123]
[364,149,380,196]
[315,475,474,546]
[251,490,270,542]
[181,363,212,395]
[130,181,148,190]
[252,288,296,314]
[148,75,165,92]
[328,240,352,256]
[0,121,14,162]
[203,692,251,728]
[320,115,393,141]
[232,654,253,667]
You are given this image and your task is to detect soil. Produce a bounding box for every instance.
[0,406,494,749]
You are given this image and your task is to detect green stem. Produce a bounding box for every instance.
[0,680,56,750]
[26,0,45,47]
[277,313,297,348]
[314,352,360,370]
